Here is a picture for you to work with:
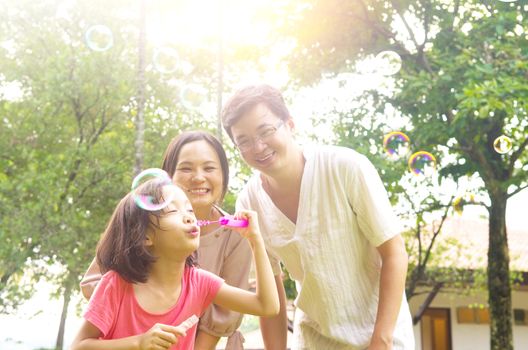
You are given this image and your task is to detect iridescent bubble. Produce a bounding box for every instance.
[383,131,411,160]
[493,135,512,154]
[85,25,113,52]
[375,51,402,76]
[131,168,174,211]
[408,151,437,176]
[180,84,208,110]
[153,47,180,74]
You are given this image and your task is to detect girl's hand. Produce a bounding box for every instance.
[138,323,185,350]
[232,210,262,246]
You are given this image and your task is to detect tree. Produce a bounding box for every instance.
[0,3,142,348]
[279,0,528,348]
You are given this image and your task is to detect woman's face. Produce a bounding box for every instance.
[172,140,224,210]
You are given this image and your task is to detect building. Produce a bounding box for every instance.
[408,217,528,350]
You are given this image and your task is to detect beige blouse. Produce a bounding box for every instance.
[194,221,252,349]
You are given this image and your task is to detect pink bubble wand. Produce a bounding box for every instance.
[197,215,248,228]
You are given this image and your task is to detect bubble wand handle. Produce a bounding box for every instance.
[218,215,249,227]
[197,215,249,228]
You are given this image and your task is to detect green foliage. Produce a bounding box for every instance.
[0,0,139,312]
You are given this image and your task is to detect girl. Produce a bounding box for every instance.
[81,131,253,350]
[71,178,279,350]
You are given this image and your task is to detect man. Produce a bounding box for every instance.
[221,84,414,350]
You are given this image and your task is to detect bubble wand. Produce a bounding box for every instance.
[197,215,248,228]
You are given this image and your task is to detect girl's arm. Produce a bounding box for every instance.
[212,210,280,317]
[70,320,186,350]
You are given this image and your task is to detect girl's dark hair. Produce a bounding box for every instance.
[221,84,291,141]
[96,179,195,283]
[161,130,229,203]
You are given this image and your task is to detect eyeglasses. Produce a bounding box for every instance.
[235,121,285,152]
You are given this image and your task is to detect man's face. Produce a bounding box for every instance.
[230,103,293,174]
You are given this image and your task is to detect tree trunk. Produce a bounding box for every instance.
[134,0,146,176]
[215,0,224,141]
[487,191,513,350]
[55,282,73,350]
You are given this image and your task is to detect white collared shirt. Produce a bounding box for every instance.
[237,144,414,349]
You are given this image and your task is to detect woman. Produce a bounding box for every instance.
[80,131,253,350]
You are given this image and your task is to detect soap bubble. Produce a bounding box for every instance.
[408,151,437,176]
[131,168,174,211]
[375,51,402,76]
[493,135,512,154]
[383,131,410,160]
[85,25,114,52]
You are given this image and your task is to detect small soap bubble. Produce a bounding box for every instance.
[180,84,208,110]
[153,47,180,74]
[375,51,402,76]
[85,25,113,52]
[131,168,174,211]
[493,135,512,154]
[408,151,437,176]
[383,131,410,160]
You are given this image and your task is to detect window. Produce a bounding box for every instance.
[456,306,490,324]
[514,309,528,326]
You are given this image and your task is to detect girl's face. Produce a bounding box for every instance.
[230,103,294,175]
[172,140,224,210]
[148,185,200,256]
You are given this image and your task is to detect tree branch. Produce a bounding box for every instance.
[412,282,444,324]
[508,183,528,198]
[507,135,528,177]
